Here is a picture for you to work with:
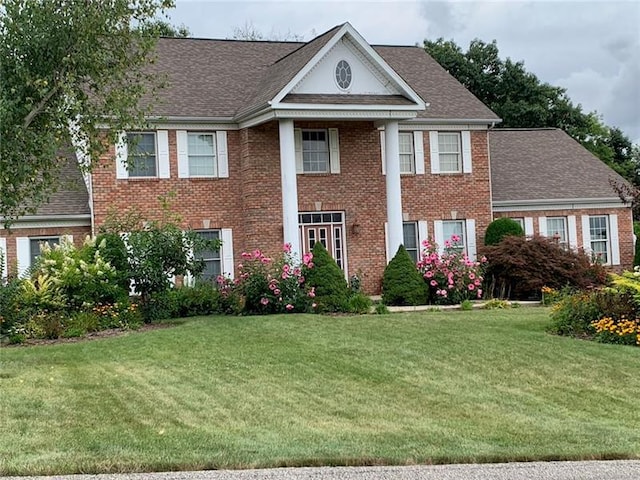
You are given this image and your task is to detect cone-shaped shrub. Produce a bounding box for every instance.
[382,245,428,306]
[634,222,640,266]
[304,242,349,312]
[484,217,524,246]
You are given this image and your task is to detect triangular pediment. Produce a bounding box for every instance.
[271,23,425,109]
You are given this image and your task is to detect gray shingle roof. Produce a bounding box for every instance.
[147,25,498,122]
[489,128,629,202]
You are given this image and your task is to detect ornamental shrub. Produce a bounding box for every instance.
[481,235,606,300]
[484,217,524,246]
[418,237,486,305]
[382,245,428,306]
[634,222,640,266]
[94,232,130,291]
[304,242,349,312]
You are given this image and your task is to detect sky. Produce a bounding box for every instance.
[168,0,640,144]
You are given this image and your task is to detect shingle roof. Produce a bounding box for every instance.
[489,128,629,202]
[147,26,498,122]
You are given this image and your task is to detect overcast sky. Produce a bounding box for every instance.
[169,0,640,144]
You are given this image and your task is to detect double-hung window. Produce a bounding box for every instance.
[589,215,609,263]
[302,130,330,173]
[30,237,60,267]
[194,230,221,282]
[442,220,465,253]
[403,222,419,262]
[127,132,157,177]
[188,133,217,177]
[546,217,568,248]
[399,133,415,174]
[438,132,462,173]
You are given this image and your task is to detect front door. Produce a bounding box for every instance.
[299,212,347,273]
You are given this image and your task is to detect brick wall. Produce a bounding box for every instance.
[494,208,634,271]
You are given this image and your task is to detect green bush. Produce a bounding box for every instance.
[94,232,131,291]
[347,293,372,314]
[304,242,350,312]
[63,311,100,338]
[634,223,640,267]
[170,283,222,317]
[382,245,428,306]
[0,276,25,337]
[484,217,524,246]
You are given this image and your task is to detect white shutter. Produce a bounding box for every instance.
[221,228,234,278]
[610,214,620,266]
[567,215,578,250]
[524,217,534,236]
[62,235,74,247]
[429,131,440,174]
[0,237,7,279]
[16,237,30,278]
[177,130,189,178]
[538,217,548,237]
[466,219,477,260]
[462,130,472,174]
[294,128,303,173]
[216,131,229,178]
[434,220,444,254]
[417,221,428,253]
[328,128,340,174]
[581,215,591,256]
[157,130,170,178]
[384,222,390,263]
[380,130,386,175]
[115,132,129,179]
[413,131,425,175]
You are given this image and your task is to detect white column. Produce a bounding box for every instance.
[385,120,403,261]
[279,119,301,258]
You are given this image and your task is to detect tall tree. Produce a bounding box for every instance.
[139,19,190,37]
[0,0,173,225]
[424,38,639,185]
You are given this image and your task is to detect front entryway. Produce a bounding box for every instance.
[299,211,347,273]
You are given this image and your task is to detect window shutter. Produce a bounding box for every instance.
[216,131,229,178]
[466,219,477,260]
[294,128,303,174]
[413,131,425,175]
[328,128,340,174]
[0,237,7,279]
[581,215,591,255]
[115,132,129,179]
[610,214,620,265]
[176,130,189,178]
[221,228,234,278]
[157,130,170,178]
[538,217,548,237]
[434,220,444,254]
[567,216,578,250]
[462,130,472,173]
[417,220,428,252]
[524,217,534,236]
[16,237,30,278]
[384,222,390,263]
[429,131,440,174]
[62,235,74,246]
[380,130,386,175]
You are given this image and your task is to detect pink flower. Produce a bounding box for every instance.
[237,263,243,270]
[474,279,481,286]
[283,243,292,253]
[269,283,277,291]
[260,298,269,306]
[469,273,475,280]
[303,253,313,266]
[281,272,289,280]
[308,287,316,298]
[298,275,305,284]
[451,234,461,242]
[286,304,294,311]
[253,249,262,258]
[241,252,252,259]
[425,270,434,278]
[430,280,437,286]
[283,264,290,273]
[477,289,483,297]
[293,267,301,276]
[444,240,451,248]
[312,302,318,308]
[307,262,314,269]
[274,288,281,295]
[468,284,475,290]
[481,256,488,263]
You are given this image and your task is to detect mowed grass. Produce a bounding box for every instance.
[1,308,639,475]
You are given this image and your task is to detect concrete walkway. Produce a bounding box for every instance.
[4,460,640,480]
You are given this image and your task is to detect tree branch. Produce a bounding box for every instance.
[22,83,61,129]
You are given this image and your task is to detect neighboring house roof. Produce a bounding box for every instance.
[489,128,629,203]
[147,24,498,122]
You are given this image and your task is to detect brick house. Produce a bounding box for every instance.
[1,23,633,290]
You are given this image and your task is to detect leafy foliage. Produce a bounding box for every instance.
[382,245,428,306]
[482,235,607,300]
[304,242,349,312]
[484,217,524,246]
[0,0,173,225]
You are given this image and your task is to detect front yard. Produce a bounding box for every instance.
[1,308,639,475]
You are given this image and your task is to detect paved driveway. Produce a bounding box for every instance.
[3,461,640,480]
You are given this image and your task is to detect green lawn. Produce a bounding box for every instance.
[1,308,639,475]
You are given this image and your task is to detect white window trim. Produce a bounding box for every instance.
[0,237,7,280]
[429,130,472,174]
[582,214,620,266]
[295,128,340,174]
[116,130,170,179]
[433,219,476,259]
[381,130,425,175]
[177,130,229,179]
[184,228,234,286]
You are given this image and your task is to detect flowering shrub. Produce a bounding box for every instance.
[231,244,316,315]
[591,316,640,346]
[417,236,486,305]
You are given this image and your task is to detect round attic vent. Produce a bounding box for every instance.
[335,60,352,90]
